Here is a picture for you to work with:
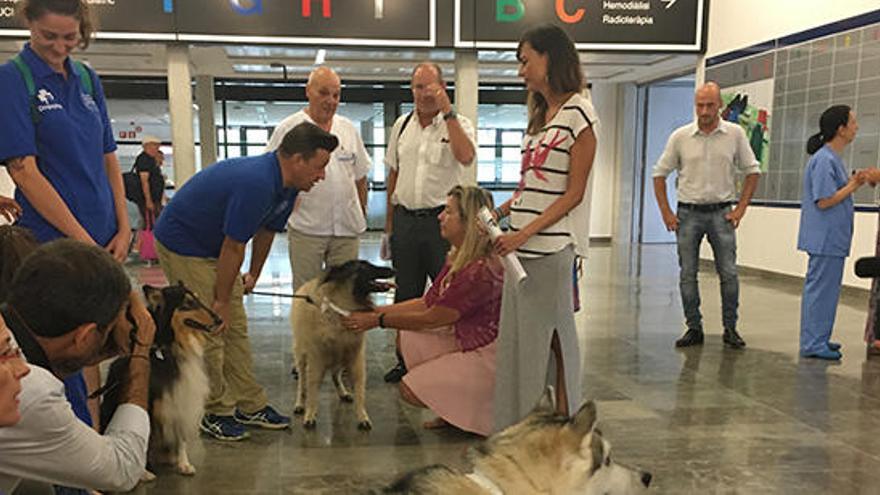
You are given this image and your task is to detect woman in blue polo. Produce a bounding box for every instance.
[798,105,863,361]
[0,0,133,430]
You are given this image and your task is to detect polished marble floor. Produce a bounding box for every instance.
[126,235,880,494]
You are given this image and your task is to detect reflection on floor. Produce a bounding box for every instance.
[126,234,880,494]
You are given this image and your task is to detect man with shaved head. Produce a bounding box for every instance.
[267,66,372,291]
[653,82,761,349]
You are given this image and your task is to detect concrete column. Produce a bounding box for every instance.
[195,75,217,169]
[695,54,706,86]
[454,50,478,185]
[166,45,196,187]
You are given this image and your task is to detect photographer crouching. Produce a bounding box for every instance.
[0,239,155,494]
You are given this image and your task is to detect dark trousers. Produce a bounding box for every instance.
[390,205,450,303]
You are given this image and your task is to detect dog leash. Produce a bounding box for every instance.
[249,290,316,305]
[249,290,351,317]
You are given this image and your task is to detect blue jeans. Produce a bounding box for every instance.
[675,206,739,331]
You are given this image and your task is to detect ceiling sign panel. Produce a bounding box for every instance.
[455,0,706,52]
[0,0,177,41]
[174,0,435,46]
[0,0,435,46]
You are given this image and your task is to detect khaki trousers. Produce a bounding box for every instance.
[156,240,268,416]
[288,228,360,291]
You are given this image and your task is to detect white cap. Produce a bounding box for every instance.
[141,135,161,145]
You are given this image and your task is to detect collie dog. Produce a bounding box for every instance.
[101,282,222,478]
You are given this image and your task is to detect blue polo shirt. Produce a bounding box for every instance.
[797,145,854,257]
[155,152,298,258]
[0,44,118,245]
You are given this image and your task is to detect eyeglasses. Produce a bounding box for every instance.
[0,336,23,363]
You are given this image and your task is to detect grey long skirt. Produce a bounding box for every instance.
[492,246,581,432]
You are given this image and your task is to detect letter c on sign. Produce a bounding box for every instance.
[556,0,585,24]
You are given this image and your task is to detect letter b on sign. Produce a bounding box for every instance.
[496,0,524,23]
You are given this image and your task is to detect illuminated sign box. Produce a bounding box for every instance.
[175,0,436,47]
[0,0,704,51]
[0,0,435,47]
[456,0,707,52]
[0,0,177,41]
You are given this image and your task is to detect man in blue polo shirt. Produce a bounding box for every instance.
[155,122,338,440]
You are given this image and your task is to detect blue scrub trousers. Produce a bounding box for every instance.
[800,254,845,355]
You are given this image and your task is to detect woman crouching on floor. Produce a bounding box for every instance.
[342,185,502,436]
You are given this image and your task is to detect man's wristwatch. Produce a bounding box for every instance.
[442,108,457,121]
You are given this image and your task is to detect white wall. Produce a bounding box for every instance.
[589,83,620,239]
[707,0,880,58]
[702,207,876,289]
[704,3,880,288]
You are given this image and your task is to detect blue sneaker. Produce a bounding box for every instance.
[234,405,291,430]
[200,414,249,441]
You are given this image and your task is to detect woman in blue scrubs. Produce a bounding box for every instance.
[0,0,151,434]
[798,105,863,360]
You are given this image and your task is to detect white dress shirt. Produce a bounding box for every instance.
[385,111,476,210]
[653,120,761,204]
[0,342,149,493]
[266,111,372,236]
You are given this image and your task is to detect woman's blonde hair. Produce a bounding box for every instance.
[446,185,495,276]
[518,24,584,135]
[19,0,95,49]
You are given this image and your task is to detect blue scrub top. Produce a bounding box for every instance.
[797,145,854,257]
[155,152,299,259]
[0,44,118,245]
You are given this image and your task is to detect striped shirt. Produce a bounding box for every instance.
[510,93,598,258]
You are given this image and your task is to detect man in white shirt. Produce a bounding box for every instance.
[266,66,372,291]
[653,82,761,349]
[0,240,155,494]
[383,62,476,382]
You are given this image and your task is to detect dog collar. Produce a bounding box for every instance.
[466,469,503,495]
[319,297,351,317]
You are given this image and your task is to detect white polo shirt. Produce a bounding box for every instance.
[385,111,476,210]
[266,111,372,236]
[653,120,761,204]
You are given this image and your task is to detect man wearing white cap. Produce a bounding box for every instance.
[134,135,165,218]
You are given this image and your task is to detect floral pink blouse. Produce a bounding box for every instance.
[424,256,504,351]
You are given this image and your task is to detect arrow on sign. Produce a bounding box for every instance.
[661,0,678,9]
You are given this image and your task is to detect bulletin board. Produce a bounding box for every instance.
[706,15,880,206]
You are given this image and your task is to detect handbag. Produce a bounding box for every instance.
[139,212,158,261]
[123,163,143,204]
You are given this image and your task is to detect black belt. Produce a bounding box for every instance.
[396,205,444,218]
[677,202,732,213]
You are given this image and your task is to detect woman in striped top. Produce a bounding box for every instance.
[492,24,598,431]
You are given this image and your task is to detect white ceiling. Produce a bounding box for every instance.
[0,40,698,84]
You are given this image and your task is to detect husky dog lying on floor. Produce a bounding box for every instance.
[379,388,652,494]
